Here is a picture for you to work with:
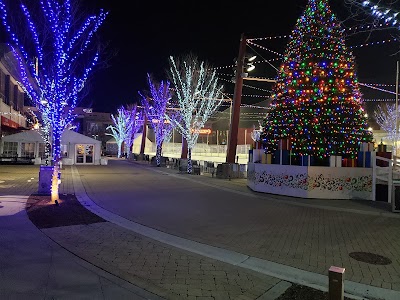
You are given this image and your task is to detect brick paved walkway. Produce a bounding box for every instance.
[78,161,400,291]
[2,162,400,299]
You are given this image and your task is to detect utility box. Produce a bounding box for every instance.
[38,166,54,195]
[216,163,244,179]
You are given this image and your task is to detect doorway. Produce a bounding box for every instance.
[75,144,94,164]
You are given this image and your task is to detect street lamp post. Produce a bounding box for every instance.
[226,33,246,164]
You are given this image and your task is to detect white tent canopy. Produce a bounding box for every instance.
[2,130,43,143]
[1,130,103,165]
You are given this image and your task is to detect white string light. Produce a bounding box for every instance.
[374,103,400,143]
[106,106,130,158]
[167,54,224,174]
[247,40,284,58]
[247,23,395,42]
[359,82,398,95]
[364,83,396,87]
[358,0,400,26]
[364,98,396,102]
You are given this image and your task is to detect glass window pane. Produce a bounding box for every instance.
[38,143,46,159]
[21,143,34,157]
[3,142,17,156]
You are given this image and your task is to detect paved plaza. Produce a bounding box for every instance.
[1,159,400,299]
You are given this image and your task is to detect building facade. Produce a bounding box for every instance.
[0,44,28,140]
[72,107,113,154]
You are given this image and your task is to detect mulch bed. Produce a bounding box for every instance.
[26,193,106,229]
[276,284,352,300]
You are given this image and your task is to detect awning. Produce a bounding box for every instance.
[1,116,19,129]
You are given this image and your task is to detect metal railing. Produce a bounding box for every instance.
[132,142,250,165]
[372,153,400,212]
[146,143,251,156]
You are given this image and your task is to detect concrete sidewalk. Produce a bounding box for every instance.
[1,162,400,299]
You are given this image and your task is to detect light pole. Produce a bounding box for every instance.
[226,33,246,164]
[226,34,274,164]
[229,98,232,129]
[395,60,399,161]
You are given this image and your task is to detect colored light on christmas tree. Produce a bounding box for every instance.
[260,0,373,161]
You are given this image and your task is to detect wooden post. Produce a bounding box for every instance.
[226,33,246,163]
[394,60,399,161]
[139,114,147,156]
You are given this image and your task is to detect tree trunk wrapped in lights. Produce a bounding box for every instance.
[374,103,400,152]
[28,108,52,164]
[260,0,373,163]
[139,73,179,167]
[123,104,143,159]
[156,145,163,165]
[0,0,108,202]
[107,105,143,159]
[167,53,224,174]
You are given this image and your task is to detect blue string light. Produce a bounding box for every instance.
[0,0,108,164]
[139,73,179,166]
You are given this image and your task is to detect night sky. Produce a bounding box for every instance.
[80,0,399,117]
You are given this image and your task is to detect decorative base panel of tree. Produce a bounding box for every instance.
[251,149,373,168]
[247,163,373,200]
[216,163,246,179]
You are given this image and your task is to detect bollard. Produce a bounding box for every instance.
[328,266,345,300]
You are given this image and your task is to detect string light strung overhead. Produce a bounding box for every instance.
[215,35,398,78]
[364,98,397,102]
[247,22,395,42]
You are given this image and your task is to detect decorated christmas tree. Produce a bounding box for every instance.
[260,0,373,163]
